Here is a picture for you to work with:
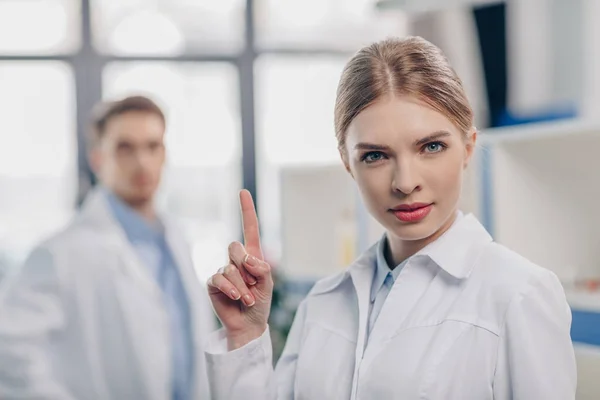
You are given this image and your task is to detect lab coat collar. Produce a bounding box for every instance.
[77,186,120,230]
[361,212,493,282]
[76,186,199,294]
[103,187,164,243]
[310,211,492,298]
[413,212,492,280]
[77,187,197,283]
[78,186,171,230]
[76,187,166,299]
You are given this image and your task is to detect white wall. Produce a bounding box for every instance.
[280,164,356,279]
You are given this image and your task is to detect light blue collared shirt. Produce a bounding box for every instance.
[104,189,193,400]
[367,237,409,343]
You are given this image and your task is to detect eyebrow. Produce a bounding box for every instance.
[353,143,392,151]
[414,131,451,146]
[353,130,452,151]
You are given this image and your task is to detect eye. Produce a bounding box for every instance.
[117,142,134,154]
[422,141,447,154]
[361,151,387,164]
[148,142,163,151]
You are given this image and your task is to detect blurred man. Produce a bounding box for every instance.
[0,96,216,400]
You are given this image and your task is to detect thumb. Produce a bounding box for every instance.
[243,254,272,289]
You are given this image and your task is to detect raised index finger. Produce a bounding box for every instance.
[239,189,263,260]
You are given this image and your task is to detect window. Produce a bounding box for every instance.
[0,0,80,54]
[255,0,408,50]
[92,0,245,55]
[255,55,348,262]
[103,62,241,281]
[0,62,77,273]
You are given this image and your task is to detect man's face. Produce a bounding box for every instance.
[91,111,166,206]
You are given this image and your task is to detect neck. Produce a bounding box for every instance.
[386,210,458,267]
[120,195,156,222]
[127,200,156,222]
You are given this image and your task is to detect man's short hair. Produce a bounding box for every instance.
[88,95,166,147]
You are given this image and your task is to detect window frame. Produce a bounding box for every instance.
[0,0,357,236]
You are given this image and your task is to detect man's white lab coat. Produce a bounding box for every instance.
[0,188,217,399]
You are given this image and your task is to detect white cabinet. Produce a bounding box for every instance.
[480,119,600,283]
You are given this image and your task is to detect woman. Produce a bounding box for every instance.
[205,37,577,399]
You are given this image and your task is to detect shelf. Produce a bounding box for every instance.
[567,290,600,313]
[478,118,600,145]
[375,0,504,14]
[570,300,600,348]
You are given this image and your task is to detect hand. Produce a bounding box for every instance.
[207,189,274,350]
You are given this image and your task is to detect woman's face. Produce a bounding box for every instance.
[344,95,475,243]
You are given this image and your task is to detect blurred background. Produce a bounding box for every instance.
[1,0,599,397]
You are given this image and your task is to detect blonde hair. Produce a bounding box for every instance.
[334,36,473,153]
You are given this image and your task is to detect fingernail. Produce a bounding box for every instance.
[247,276,257,285]
[230,289,240,300]
[243,294,255,307]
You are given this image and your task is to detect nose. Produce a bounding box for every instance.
[391,159,421,195]
[132,147,153,168]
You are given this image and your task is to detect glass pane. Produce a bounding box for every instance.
[256,0,408,50]
[92,0,245,55]
[0,0,80,54]
[0,62,77,277]
[103,62,241,281]
[255,55,347,262]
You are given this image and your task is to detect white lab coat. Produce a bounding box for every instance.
[0,188,217,400]
[205,213,577,399]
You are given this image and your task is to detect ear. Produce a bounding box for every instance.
[89,147,102,176]
[463,128,477,169]
[339,148,354,178]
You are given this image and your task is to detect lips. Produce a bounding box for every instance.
[390,203,433,223]
[391,202,432,212]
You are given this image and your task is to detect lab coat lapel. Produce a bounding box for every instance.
[362,255,438,364]
[77,188,162,300]
[347,245,378,398]
[77,189,171,397]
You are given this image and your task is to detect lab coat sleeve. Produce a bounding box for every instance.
[493,270,577,400]
[204,326,275,400]
[0,246,75,399]
[204,298,308,399]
